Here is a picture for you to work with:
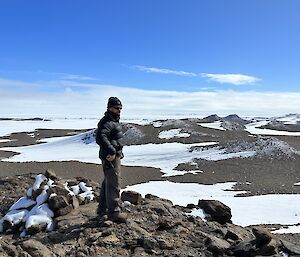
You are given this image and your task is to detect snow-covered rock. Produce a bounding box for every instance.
[0,172,95,237]
[33,174,47,191]
[9,197,36,211]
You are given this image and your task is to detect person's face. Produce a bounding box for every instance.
[109,105,122,114]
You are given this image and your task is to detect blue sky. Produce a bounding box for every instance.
[1,1,300,117]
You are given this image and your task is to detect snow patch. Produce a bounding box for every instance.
[198,121,226,131]
[126,181,300,227]
[158,128,190,139]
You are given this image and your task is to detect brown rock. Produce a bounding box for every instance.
[55,205,73,216]
[231,241,256,257]
[143,201,169,215]
[205,235,231,255]
[1,241,18,257]
[44,169,58,181]
[121,190,142,205]
[281,239,300,255]
[157,217,181,230]
[226,223,253,241]
[198,200,232,224]
[140,236,159,254]
[48,184,70,198]
[27,223,48,235]
[20,239,55,257]
[257,239,278,256]
[252,227,272,246]
[32,187,44,200]
[48,195,69,211]
[130,222,151,237]
[69,195,80,209]
[155,237,173,250]
[102,233,120,246]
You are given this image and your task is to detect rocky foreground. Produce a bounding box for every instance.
[1,173,300,256]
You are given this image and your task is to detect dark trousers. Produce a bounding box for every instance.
[98,157,121,215]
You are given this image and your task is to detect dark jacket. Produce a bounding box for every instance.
[96,111,123,160]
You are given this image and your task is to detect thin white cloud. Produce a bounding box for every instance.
[60,74,96,81]
[201,73,260,85]
[132,65,197,77]
[131,65,260,86]
[0,77,299,119]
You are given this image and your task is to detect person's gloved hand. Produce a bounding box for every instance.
[120,152,124,159]
[106,154,116,162]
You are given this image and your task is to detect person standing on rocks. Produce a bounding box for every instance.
[96,97,127,223]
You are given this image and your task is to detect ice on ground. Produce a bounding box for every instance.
[78,182,94,201]
[123,142,234,176]
[126,181,300,227]
[70,185,80,195]
[158,128,190,139]
[9,197,36,211]
[273,225,300,234]
[1,131,100,164]
[198,121,226,131]
[276,114,300,125]
[152,121,163,128]
[0,118,99,137]
[79,191,94,201]
[245,120,300,136]
[2,130,255,176]
[79,182,93,193]
[0,139,17,143]
[188,208,207,221]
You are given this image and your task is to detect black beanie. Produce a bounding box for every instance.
[107,97,122,108]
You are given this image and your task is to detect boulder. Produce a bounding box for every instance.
[226,223,253,241]
[157,217,181,230]
[48,184,70,198]
[139,236,159,254]
[231,241,256,257]
[198,200,232,224]
[1,241,18,257]
[252,228,272,246]
[186,203,197,209]
[55,205,73,217]
[44,169,58,181]
[32,187,44,200]
[256,239,278,256]
[27,223,48,235]
[20,239,54,257]
[281,240,300,255]
[155,236,173,250]
[205,235,231,255]
[69,195,80,209]
[121,191,142,205]
[48,195,69,211]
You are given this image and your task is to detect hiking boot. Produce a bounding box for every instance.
[108,212,127,223]
[97,207,107,217]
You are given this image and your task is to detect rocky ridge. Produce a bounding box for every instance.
[0,172,300,256]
